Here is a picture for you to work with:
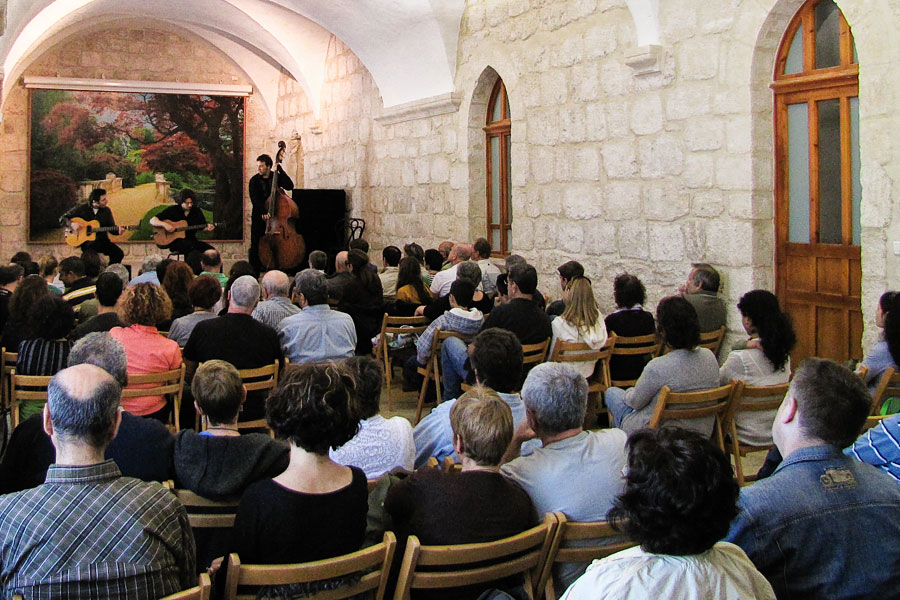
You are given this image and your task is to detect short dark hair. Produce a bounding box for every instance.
[473,238,492,259]
[456,261,482,288]
[201,249,222,268]
[609,427,739,555]
[470,329,523,394]
[88,189,107,204]
[59,256,85,277]
[95,271,124,307]
[791,358,871,448]
[382,246,401,267]
[0,263,24,286]
[266,363,360,455]
[156,258,173,282]
[495,273,508,296]
[508,264,538,295]
[179,189,197,205]
[185,251,204,276]
[256,153,273,167]
[613,273,646,308]
[188,274,223,309]
[657,295,700,350]
[192,360,243,425]
[309,250,328,270]
[349,238,369,253]
[449,279,475,309]
[48,364,121,448]
[557,261,584,284]
[81,250,102,279]
[424,249,444,271]
[294,269,328,305]
[29,295,75,339]
[10,252,31,263]
[345,356,383,419]
[17,261,39,276]
[690,263,720,293]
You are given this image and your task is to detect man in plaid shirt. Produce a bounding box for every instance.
[0,364,196,598]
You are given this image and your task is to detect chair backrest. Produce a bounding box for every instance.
[170,486,241,529]
[9,370,53,428]
[159,573,212,600]
[724,380,788,439]
[549,335,617,390]
[521,339,550,369]
[392,513,557,600]
[609,333,660,388]
[536,513,636,600]
[698,326,727,356]
[377,314,429,360]
[207,361,279,433]
[121,364,186,431]
[1,348,16,411]
[648,383,737,452]
[871,367,900,415]
[863,414,889,433]
[224,531,397,600]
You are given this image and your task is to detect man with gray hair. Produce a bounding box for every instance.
[252,269,300,329]
[278,269,356,363]
[184,275,284,423]
[0,332,175,493]
[501,362,627,591]
[130,254,163,285]
[0,363,195,597]
[678,262,726,333]
[430,243,476,297]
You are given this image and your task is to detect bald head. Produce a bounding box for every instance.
[47,364,121,448]
[438,241,454,260]
[335,251,349,274]
[450,244,473,265]
[261,270,290,298]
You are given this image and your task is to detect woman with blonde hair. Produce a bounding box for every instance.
[549,276,608,378]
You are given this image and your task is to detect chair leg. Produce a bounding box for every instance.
[433,354,442,406]
[733,449,746,486]
[414,368,431,425]
[384,353,393,413]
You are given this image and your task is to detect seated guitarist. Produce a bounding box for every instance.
[61,189,125,264]
[150,189,215,255]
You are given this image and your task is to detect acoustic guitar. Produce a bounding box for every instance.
[152,220,223,248]
[64,217,139,247]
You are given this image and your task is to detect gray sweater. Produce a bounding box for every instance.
[620,347,721,435]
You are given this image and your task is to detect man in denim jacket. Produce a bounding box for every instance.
[726,358,900,599]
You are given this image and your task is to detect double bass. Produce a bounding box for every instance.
[258,141,305,271]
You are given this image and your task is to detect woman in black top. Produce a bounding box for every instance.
[604,273,656,383]
[232,362,367,565]
[341,249,384,355]
[1,275,48,352]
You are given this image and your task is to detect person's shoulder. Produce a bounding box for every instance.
[386,415,414,434]
[586,427,629,448]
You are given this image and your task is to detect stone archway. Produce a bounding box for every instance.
[466,66,502,245]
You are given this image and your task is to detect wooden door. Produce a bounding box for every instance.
[773,0,861,364]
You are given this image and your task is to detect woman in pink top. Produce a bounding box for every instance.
[110,283,182,421]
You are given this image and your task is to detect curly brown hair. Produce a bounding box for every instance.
[162,261,194,309]
[118,283,173,327]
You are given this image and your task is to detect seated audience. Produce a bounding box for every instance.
[403,242,425,267]
[232,362,367,564]
[719,290,795,445]
[605,296,719,436]
[252,270,300,330]
[430,243,473,297]
[16,296,76,421]
[59,256,95,308]
[279,269,356,363]
[217,260,257,314]
[415,329,525,468]
[727,358,900,598]
[0,263,24,332]
[421,261,493,321]
[679,262,727,333]
[558,260,585,291]
[110,283,181,421]
[326,250,354,301]
[380,245,402,300]
[848,412,900,483]
[308,249,328,273]
[549,276,608,378]
[473,237,502,295]
[423,248,444,287]
[76,263,127,322]
[386,386,535,600]
[501,362,627,590]
[130,254,163,285]
[561,427,774,600]
[394,256,433,314]
[199,249,228,287]
[39,255,63,294]
[340,248,384,355]
[70,271,124,340]
[1,274,49,351]
[160,261,195,328]
[167,275,222,347]
[859,291,900,394]
[0,363,194,596]
[330,356,415,477]
[604,273,656,383]
[0,332,175,493]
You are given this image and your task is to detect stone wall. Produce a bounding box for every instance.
[0,25,269,271]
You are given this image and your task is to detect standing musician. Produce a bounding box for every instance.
[150,189,215,255]
[61,189,125,264]
[248,153,294,273]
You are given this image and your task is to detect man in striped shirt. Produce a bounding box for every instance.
[0,364,196,598]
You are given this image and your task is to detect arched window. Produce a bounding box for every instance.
[484,79,511,255]
[773,0,860,362]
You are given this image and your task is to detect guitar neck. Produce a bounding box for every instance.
[176,222,220,232]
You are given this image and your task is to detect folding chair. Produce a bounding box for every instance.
[871,367,900,416]
[166,483,242,529]
[608,333,660,388]
[374,314,428,411]
[698,326,727,356]
[723,381,788,485]
[549,335,616,421]
[9,370,52,428]
[197,361,280,433]
[648,383,738,452]
[122,364,185,432]
[521,339,551,371]
[159,573,212,600]
[415,330,471,425]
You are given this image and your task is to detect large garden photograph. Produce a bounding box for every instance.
[28,88,244,243]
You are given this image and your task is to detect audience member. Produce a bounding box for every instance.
[349,237,370,254]
[70,271,124,340]
[0,263,24,333]
[0,363,195,596]
[232,363,367,564]
[727,358,900,598]
[557,260,585,292]
[430,243,473,297]
[605,296,719,435]
[216,260,256,315]
[341,249,384,355]
[859,291,900,394]
[394,256,433,312]
[561,428,774,600]
[421,261,492,321]
[380,245,402,300]
[109,283,181,420]
[59,256,95,307]
[403,242,425,267]
[437,241,454,267]
[423,248,444,286]
[16,296,75,421]
[155,258,174,290]
[549,277,608,377]
[167,275,222,347]
[160,261,195,327]
[76,262,127,322]
[604,273,656,383]
[330,357,415,477]
[414,328,525,467]
[39,255,63,294]
[326,250,354,301]
[473,237,502,295]
[185,250,204,276]
[279,269,356,363]
[386,386,535,600]
[720,290,795,445]
[80,249,103,281]
[679,262,727,333]
[1,274,49,351]
[252,270,300,329]
[501,362,627,590]
[130,254,163,286]
[308,249,328,273]
[199,249,228,287]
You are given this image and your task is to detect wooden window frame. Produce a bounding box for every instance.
[484,79,511,257]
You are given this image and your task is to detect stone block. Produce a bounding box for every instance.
[420,135,441,155]
[660,0,697,42]
[714,154,753,191]
[531,147,555,184]
[540,69,568,105]
[552,35,584,68]
[682,153,715,188]
[431,156,450,183]
[511,142,530,187]
[559,222,584,253]
[599,61,633,96]
[534,217,559,250]
[414,158,430,184]
[605,103,630,138]
[442,128,458,154]
[585,103,609,141]
[573,146,602,181]
[524,187,542,219]
[681,220,707,260]
[630,94,663,135]
[604,181,642,221]
[572,64,600,102]
[725,115,752,154]
[560,106,588,143]
[555,148,572,182]
[584,22,618,58]
[513,217,535,250]
[860,164,892,228]
[678,36,720,80]
[691,189,726,217]
[618,221,649,260]
[583,221,618,255]
[643,183,689,221]
[541,185,563,216]
[638,135,684,178]
[706,220,756,267]
[563,183,603,219]
[684,118,724,151]
[665,86,712,120]
[601,139,637,178]
[528,108,560,145]
[519,73,544,108]
[649,222,685,262]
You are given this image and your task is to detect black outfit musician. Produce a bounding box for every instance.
[149,189,215,256]
[248,153,294,273]
[61,189,124,264]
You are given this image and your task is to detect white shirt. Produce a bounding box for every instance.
[560,543,775,600]
[719,347,790,446]
[330,414,415,478]
[550,316,608,378]
[429,263,459,297]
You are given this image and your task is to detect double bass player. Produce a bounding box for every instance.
[248,153,294,273]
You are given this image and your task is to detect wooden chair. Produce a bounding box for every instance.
[159,573,212,600]
[9,370,52,428]
[235,361,280,432]
[871,367,900,416]
[441,456,462,472]
[522,339,551,371]
[862,414,889,433]
[648,383,738,452]
[415,330,472,425]
[166,484,241,529]
[223,531,397,600]
[392,513,557,600]
[608,333,660,388]
[122,364,186,432]
[536,513,637,600]
[699,326,727,356]
[549,335,616,419]
[1,348,13,411]
[723,381,788,485]
[374,314,429,411]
